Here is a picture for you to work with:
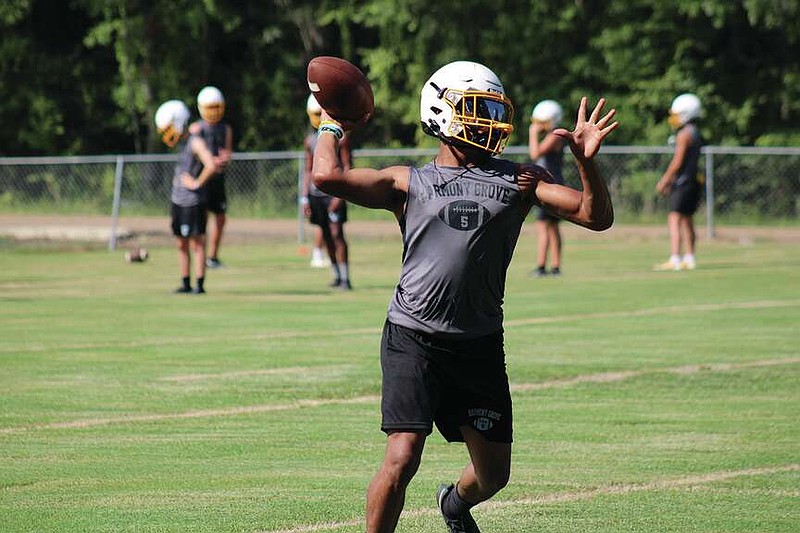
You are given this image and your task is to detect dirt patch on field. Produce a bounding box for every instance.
[1,213,798,248]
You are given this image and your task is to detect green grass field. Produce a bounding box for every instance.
[1,227,798,532]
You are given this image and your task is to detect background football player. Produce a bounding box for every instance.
[155,99,218,294]
[655,93,704,271]
[190,86,233,269]
[302,93,354,290]
[528,99,566,277]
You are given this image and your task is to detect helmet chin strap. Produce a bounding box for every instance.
[441,137,491,165]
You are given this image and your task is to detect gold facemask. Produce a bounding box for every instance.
[200,103,225,124]
[308,110,321,129]
[443,89,514,156]
[158,125,182,148]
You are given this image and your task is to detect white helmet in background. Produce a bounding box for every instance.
[669,93,702,129]
[306,93,322,129]
[154,100,191,148]
[420,60,514,156]
[197,86,225,124]
[531,99,563,128]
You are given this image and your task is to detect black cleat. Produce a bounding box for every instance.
[174,286,192,294]
[530,266,547,278]
[335,279,353,291]
[192,287,206,294]
[549,266,561,276]
[437,484,481,533]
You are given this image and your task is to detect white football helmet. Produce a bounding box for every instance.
[531,99,563,128]
[306,93,322,129]
[420,61,514,156]
[154,100,190,148]
[197,86,225,124]
[669,93,701,129]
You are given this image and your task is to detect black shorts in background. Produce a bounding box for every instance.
[309,194,348,226]
[171,203,207,237]
[206,177,227,214]
[379,320,513,443]
[669,183,700,215]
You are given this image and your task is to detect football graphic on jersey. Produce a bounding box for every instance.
[438,200,491,231]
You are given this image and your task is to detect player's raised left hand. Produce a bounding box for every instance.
[554,97,618,161]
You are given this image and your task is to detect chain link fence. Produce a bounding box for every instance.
[1,146,798,249]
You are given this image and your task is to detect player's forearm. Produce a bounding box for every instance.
[528,138,541,160]
[663,158,682,180]
[575,158,614,231]
[195,165,218,188]
[312,132,346,195]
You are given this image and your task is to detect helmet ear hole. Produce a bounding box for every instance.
[422,119,440,136]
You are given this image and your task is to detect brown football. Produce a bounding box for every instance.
[307,56,374,124]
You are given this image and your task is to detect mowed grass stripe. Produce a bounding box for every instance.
[3,298,798,355]
[159,365,355,382]
[2,357,795,435]
[511,357,800,391]
[259,464,800,533]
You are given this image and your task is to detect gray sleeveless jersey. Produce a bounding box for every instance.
[197,121,228,180]
[170,135,206,207]
[535,147,564,185]
[387,158,528,338]
[674,123,702,189]
[305,133,325,197]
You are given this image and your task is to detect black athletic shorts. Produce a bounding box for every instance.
[205,176,227,214]
[171,203,207,237]
[379,320,513,443]
[669,183,700,215]
[309,194,348,226]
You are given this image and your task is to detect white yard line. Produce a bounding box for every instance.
[259,464,800,533]
[159,365,353,382]
[2,357,797,435]
[512,357,800,392]
[504,298,800,328]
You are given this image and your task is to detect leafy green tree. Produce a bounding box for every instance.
[0,0,797,155]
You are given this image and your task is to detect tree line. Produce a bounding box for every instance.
[1,0,798,156]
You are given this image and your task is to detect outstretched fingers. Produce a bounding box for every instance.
[555,97,619,145]
[585,98,619,142]
[588,97,606,124]
[597,108,619,138]
[601,119,620,139]
[576,96,588,125]
[596,107,616,129]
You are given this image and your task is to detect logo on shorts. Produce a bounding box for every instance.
[180,224,190,237]
[468,408,502,432]
[474,417,493,431]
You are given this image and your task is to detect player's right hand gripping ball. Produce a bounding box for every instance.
[307,56,374,125]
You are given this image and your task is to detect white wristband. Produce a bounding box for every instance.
[318,121,344,140]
